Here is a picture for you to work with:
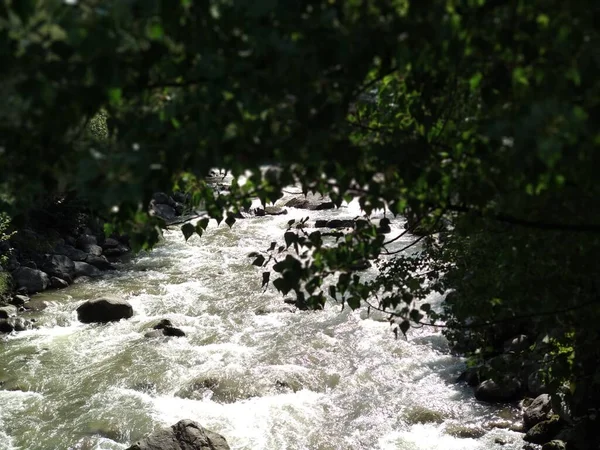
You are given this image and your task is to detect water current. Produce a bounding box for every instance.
[1,198,523,450]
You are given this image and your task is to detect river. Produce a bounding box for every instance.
[0,199,523,450]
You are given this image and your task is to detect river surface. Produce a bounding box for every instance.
[0,199,523,450]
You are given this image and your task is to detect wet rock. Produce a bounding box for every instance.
[144,330,164,338]
[524,416,563,444]
[84,254,115,271]
[176,377,256,403]
[283,193,335,210]
[125,419,230,450]
[150,203,177,221]
[77,297,133,323]
[349,259,371,271]
[102,244,130,257]
[22,260,38,269]
[11,294,29,306]
[147,319,185,337]
[253,206,288,216]
[41,254,75,282]
[475,378,521,403]
[457,366,480,387]
[74,261,102,278]
[444,423,486,439]
[524,394,553,430]
[53,243,88,262]
[23,299,49,312]
[50,276,69,289]
[404,406,447,424]
[163,326,186,337]
[314,219,356,228]
[0,317,33,333]
[12,267,50,293]
[152,319,173,330]
[541,440,567,450]
[0,305,18,319]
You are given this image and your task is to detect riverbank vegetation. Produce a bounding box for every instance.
[1,0,599,448]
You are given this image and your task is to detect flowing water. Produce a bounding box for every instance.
[0,199,523,450]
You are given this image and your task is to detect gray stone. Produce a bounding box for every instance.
[524,416,563,444]
[23,299,49,311]
[11,267,49,293]
[73,261,102,278]
[144,330,164,338]
[528,369,548,396]
[84,254,115,271]
[41,254,75,282]
[76,234,97,249]
[524,394,552,430]
[82,243,103,256]
[0,319,14,333]
[0,305,18,319]
[283,193,335,210]
[11,294,29,306]
[457,367,480,387]
[76,298,133,323]
[53,243,88,261]
[475,378,521,403]
[151,203,177,221]
[314,219,356,228]
[102,238,120,249]
[50,276,69,289]
[102,244,130,257]
[163,326,186,337]
[126,419,230,450]
[541,440,567,450]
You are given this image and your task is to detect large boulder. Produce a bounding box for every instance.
[85,254,116,271]
[11,267,49,293]
[150,203,177,221]
[524,394,553,430]
[73,261,102,278]
[524,416,563,444]
[152,192,176,206]
[77,298,133,323]
[41,254,75,282]
[126,419,230,450]
[53,243,88,262]
[0,305,18,319]
[475,378,521,403]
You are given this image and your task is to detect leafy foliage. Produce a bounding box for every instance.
[1,1,600,445]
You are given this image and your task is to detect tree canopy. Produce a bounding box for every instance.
[1,0,600,447]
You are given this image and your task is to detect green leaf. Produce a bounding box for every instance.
[225,215,236,228]
[252,255,266,266]
[284,231,297,248]
[181,223,195,241]
[399,320,410,337]
[261,271,270,288]
[197,218,210,230]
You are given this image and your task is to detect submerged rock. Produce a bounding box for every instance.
[77,298,133,323]
[283,193,335,210]
[50,276,69,289]
[0,305,18,319]
[475,378,521,403]
[126,419,230,450]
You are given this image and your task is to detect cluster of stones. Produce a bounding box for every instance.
[457,333,576,449]
[1,228,130,334]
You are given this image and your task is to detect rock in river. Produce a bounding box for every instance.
[77,298,133,323]
[11,267,49,293]
[126,419,230,450]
